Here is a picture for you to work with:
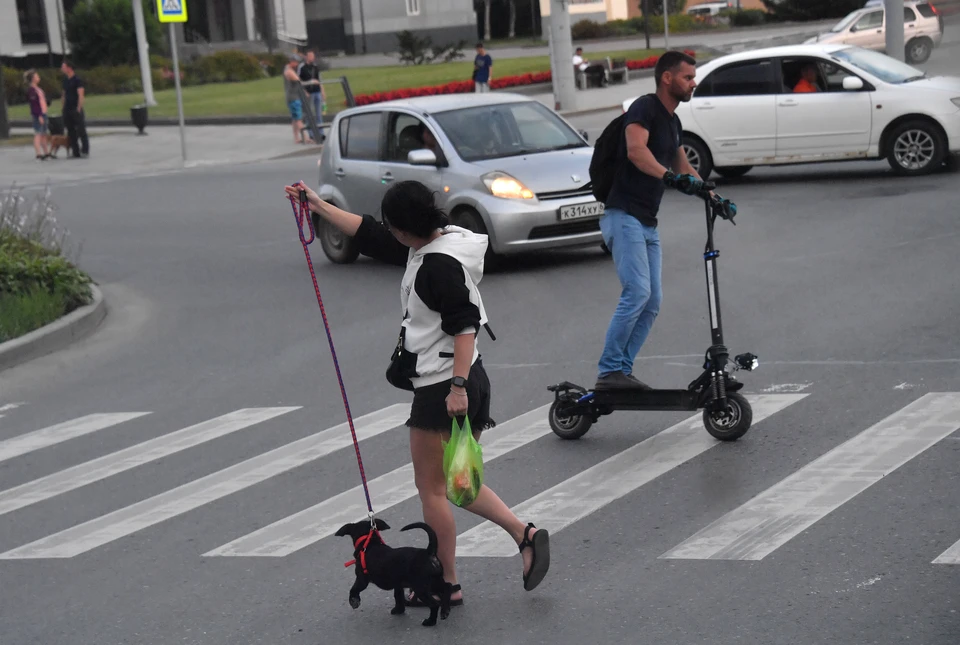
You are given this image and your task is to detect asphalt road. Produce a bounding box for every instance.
[1,114,959,645]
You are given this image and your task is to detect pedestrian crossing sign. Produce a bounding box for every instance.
[157,0,187,22]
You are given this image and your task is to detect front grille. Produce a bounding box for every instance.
[535,183,594,200]
[528,218,601,240]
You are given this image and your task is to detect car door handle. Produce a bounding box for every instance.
[779,100,798,107]
[334,168,346,178]
[695,105,714,110]
[381,172,394,183]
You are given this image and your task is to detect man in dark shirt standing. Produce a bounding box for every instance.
[595,50,708,390]
[473,43,493,93]
[297,49,326,126]
[60,60,89,158]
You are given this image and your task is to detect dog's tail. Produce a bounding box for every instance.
[400,522,438,555]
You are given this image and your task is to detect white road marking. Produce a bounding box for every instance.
[0,404,409,559]
[205,405,552,557]
[0,408,300,517]
[0,413,150,464]
[457,394,807,557]
[932,539,960,565]
[660,392,960,561]
[761,383,812,393]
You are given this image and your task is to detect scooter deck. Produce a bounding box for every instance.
[591,387,701,411]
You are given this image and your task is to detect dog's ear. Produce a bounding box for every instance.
[375,518,390,531]
[334,523,352,537]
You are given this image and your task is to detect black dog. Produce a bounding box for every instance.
[335,519,452,626]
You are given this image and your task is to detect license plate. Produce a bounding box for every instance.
[558,201,604,221]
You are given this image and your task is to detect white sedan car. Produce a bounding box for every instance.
[621,44,960,178]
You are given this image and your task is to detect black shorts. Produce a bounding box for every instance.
[406,359,496,433]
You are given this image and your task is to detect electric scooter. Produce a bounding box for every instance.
[546,181,760,442]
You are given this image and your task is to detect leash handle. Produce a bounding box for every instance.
[287,182,375,517]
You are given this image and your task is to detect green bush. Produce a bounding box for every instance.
[65,0,164,68]
[722,9,767,26]
[184,50,265,84]
[0,285,70,343]
[0,184,93,342]
[640,0,688,17]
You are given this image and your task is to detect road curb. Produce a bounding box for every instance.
[0,284,107,372]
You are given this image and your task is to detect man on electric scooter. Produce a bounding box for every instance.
[595,50,711,391]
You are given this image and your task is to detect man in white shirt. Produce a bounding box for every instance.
[573,47,605,87]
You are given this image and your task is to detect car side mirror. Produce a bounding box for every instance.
[408,149,438,166]
[842,76,864,91]
[579,129,589,142]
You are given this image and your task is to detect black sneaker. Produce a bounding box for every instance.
[624,373,653,390]
[595,372,637,390]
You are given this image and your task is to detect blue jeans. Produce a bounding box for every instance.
[597,208,662,378]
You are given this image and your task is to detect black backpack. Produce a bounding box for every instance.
[588,112,626,203]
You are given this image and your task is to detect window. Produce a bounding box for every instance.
[339,112,382,160]
[16,0,47,45]
[386,113,432,162]
[695,60,777,98]
[779,57,866,94]
[903,7,917,21]
[431,101,587,163]
[915,3,938,18]
[854,10,883,30]
[405,0,420,16]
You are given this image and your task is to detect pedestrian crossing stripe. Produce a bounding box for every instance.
[156,0,187,22]
[0,392,957,563]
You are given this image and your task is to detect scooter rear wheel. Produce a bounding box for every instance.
[549,399,593,440]
[702,392,752,441]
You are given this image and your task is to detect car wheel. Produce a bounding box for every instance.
[885,120,946,176]
[714,165,752,179]
[452,207,500,264]
[905,37,933,64]
[682,135,714,180]
[314,210,360,264]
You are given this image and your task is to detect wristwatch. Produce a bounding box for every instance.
[451,376,468,389]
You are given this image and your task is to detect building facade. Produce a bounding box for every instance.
[1,0,478,64]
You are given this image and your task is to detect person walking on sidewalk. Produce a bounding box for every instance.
[60,60,89,159]
[282,180,551,606]
[595,50,709,390]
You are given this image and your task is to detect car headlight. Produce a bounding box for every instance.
[952,98,960,108]
[482,172,536,200]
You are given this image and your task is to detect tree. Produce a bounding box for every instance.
[760,0,863,21]
[65,0,163,68]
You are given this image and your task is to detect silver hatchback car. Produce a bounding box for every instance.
[312,92,605,263]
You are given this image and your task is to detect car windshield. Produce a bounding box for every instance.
[431,101,588,162]
[830,10,862,32]
[831,47,927,83]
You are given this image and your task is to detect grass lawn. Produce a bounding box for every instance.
[6,47,668,121]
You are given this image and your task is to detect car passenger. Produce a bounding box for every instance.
[794,64,820,93]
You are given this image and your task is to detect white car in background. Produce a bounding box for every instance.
[805,0,944,64]
[621,44,960,178]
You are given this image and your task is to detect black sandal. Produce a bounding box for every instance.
[405,583,463,607]
[519,523,550,591]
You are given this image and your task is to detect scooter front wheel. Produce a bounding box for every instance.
[703,392,752,441]
[549,399,593,440]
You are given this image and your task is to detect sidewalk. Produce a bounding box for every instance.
[0,125,321,190]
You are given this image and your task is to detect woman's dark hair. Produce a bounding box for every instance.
[381,180,449,238]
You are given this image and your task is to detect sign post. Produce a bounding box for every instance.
[156,0,188,163]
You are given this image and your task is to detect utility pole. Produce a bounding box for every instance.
[133,0,157,105]
[883,0,905,61]
[663,0,669,50]
[548,0,576,112]
[0,59,9,140]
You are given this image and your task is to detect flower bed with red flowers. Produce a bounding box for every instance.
[354,50,696,106]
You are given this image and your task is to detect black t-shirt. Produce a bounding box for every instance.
[62,75,84,112]
[298,62,321,94]
[605,94,682,227]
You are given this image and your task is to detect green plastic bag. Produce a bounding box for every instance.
[442,416,484,507]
